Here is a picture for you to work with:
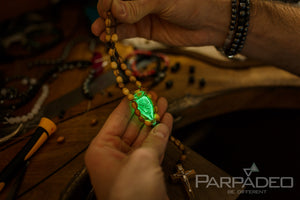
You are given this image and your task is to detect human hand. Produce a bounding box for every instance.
[85,93,173,200]
[91,0,231,47]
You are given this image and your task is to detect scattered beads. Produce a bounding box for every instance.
[90,119,98,126]
[56,136,65,144]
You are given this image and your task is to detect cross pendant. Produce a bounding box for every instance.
[171,163,196,199]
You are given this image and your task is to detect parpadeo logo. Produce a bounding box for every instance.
[195,163,294,195]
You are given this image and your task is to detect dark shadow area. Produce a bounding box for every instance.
[173,108,300,200]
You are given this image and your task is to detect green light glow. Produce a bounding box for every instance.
[134,91,155,123]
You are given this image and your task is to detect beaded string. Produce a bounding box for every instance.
[105,12,160,127]
[170,136,196,199]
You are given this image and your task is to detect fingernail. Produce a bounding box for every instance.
[152,126,167,139]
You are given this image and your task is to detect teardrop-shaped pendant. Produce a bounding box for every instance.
[131,90,158,126]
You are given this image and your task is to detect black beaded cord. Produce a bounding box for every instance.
[221,0,238,54]
[0,60,91,111]
[225,0,250,57]
[221,0,250,58]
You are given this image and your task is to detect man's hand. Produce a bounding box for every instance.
[91,0,231,47]
[85,93,173,200]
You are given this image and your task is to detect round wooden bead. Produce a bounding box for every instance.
[105,35,111,42]
[116,76,123,83]
[180,155,187,161]
[90,119,98,126]
[139,116,145,122]
[136,81,142,88]
[106,28,111,34]
[175,139,181,146]
[111,34,118,42]
[125,69,132,76]
[128,94,134,101]
[118,83,125,88]
[179,144,185,151]
[121,63,127,70]
[122,88,130,95]
[134,109,141,116]
[170,136,175,142]
[56,136,65,144]
[111,61,118,69]
[109,49,115,56]
[131,101,137,109]
[130,76,136,82]
[147,93,152,99]
[154,114,160,122]
[113,70,120,76]
[105,18,111,27]
[144,120,152,127]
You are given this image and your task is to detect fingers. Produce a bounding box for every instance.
[91,17,105,36]
[121,91,158,146]
[98,0,158,24]
[93,98,131,143]
[140,121,171,161]
[131,96,168,148]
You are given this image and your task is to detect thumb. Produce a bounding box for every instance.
[140,123,170,161]
[111,0,159,24]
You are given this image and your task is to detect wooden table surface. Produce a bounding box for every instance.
[1,2,300,200]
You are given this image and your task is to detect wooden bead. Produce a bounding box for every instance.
[154,114,160,122]
[135,109,141,116]
[130,76,136,82]
[116,76,123,83]
[105,18,112,27]
[136,81,142,88]
[139,116,145,122]
[135,90,142,97]
[90,119,98,126]
[118,83,125,88]
[109,49,115,56]
[155,106,158,113]
[106,27,111,34]
[111,61,118,69]
[128,94,134,101]
[105,34,111,42]
[56,136,65,144]
[125,69,132,76]
[147,93,152,99]
[131,101,137,109]
[111,34,118,42]
[170,136,175,142]
[144,120,152,127]
[179,144,185,151]
[121,63,127,70]
[113,70,120,76]
[180,155,187,161]
[175,139,181,146]
[122,88,130,95]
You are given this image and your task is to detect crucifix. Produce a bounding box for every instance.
[171,163,196,199]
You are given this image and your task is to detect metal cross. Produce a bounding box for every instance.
[171,163,196,199]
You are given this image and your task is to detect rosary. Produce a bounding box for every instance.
[105,11,196,198]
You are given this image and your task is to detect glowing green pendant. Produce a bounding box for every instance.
[134,91,156,125]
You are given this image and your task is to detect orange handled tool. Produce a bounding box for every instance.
[0,117,56,192]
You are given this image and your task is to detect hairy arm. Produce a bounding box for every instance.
[92,0,300,75]
[212,0,300,75]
